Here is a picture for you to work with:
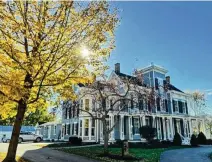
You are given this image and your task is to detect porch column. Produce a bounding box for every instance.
[202,119,206,135]
[82,119,84,140]
[152,116,155,128]
[162,117,166,140]
[89,118,91,140]
[129,116,133,140]
[120,115,124,140]
[110,115,114,140]
[188,118,193,137]
[142,116,146,126]
[96,119,99,142]
[169,117,174,139]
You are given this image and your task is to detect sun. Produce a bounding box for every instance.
[81,47,90,57]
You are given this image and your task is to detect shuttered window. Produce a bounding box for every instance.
[155,78,159,90]
[156,97,160,111]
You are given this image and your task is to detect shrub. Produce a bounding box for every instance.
[161,140,172,145]
[115,139,123,146]
[69,137,82,145]
[190,134,198,147]
[173,133,182,146]
[197,132,207,145]
[140,126,157,143]
[206,139,212,145]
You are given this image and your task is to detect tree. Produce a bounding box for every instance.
[78,76,153,155]
[139,125,157,143]
[190,91,206,116]
[0,1,118,161]
[0,99,54,126]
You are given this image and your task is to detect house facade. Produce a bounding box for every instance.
[59,63,206,143]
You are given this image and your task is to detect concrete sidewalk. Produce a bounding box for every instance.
[0,143,97,162]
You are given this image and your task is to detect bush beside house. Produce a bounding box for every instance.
[190,134,198,147]
[69,137,82,145]
[173,133,182,146]
[140,126,157,143]
[197,132,207,145]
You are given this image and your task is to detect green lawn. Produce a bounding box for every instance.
[58,146,191,162]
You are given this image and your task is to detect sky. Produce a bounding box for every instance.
[107,2,212,109]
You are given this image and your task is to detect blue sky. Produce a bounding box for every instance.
[107,2,212,108]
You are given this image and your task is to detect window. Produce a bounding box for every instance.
[81,100,83,110]
[138,96,143,110]
[131,94,134,108]
[85,99,89,111]
[91,119,95,136]
[174,100,179,112]
[145,118,150,126]
[110,99,113,109]
[182,102,186,114]
[84,119,89,136]
[67,124,70,135]
[54,125,56,135]
[79,120,82,136]
[92,99,95,111]
[133,118,140,134]
[156,97,160,111]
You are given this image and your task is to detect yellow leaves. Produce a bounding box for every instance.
[0,1,119,113]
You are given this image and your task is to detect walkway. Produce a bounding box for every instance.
[0,143,97,162]
[160,145,212,162]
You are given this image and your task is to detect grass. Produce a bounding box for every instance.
[58,145,191,162]
[0,152,29,162]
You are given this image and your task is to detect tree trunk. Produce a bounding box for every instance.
[103,133,109,155]
[3,99,27,162]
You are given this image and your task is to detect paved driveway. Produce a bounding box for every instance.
[0,143,96,162]
[160,145,212,162]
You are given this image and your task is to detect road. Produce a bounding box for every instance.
[160,145,212,162]
[0,142,97,162]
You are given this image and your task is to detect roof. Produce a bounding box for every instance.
[138,63,168,74]
[39,121,61,126]
[168,84,184,93]
[0,126,35,132]
[115,72,145,86]
[116,72,184,93]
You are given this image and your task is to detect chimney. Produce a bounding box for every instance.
[115,63,120,73]
[166,76,170,84]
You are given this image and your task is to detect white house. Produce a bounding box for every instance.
[44,63,207,143]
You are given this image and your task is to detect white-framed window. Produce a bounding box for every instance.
[54,125,57,135]
[79,120,82,136]
[91,119,95,136]
[92,99,95,111]
[84,119,89,136]
[133,118,140,134]
[174,100,179,112]
[85,99,89,111]
[145,117,150,126]
[182,102,186,114]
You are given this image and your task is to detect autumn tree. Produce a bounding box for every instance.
[0,1,118,161]
[190,91,206,116]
